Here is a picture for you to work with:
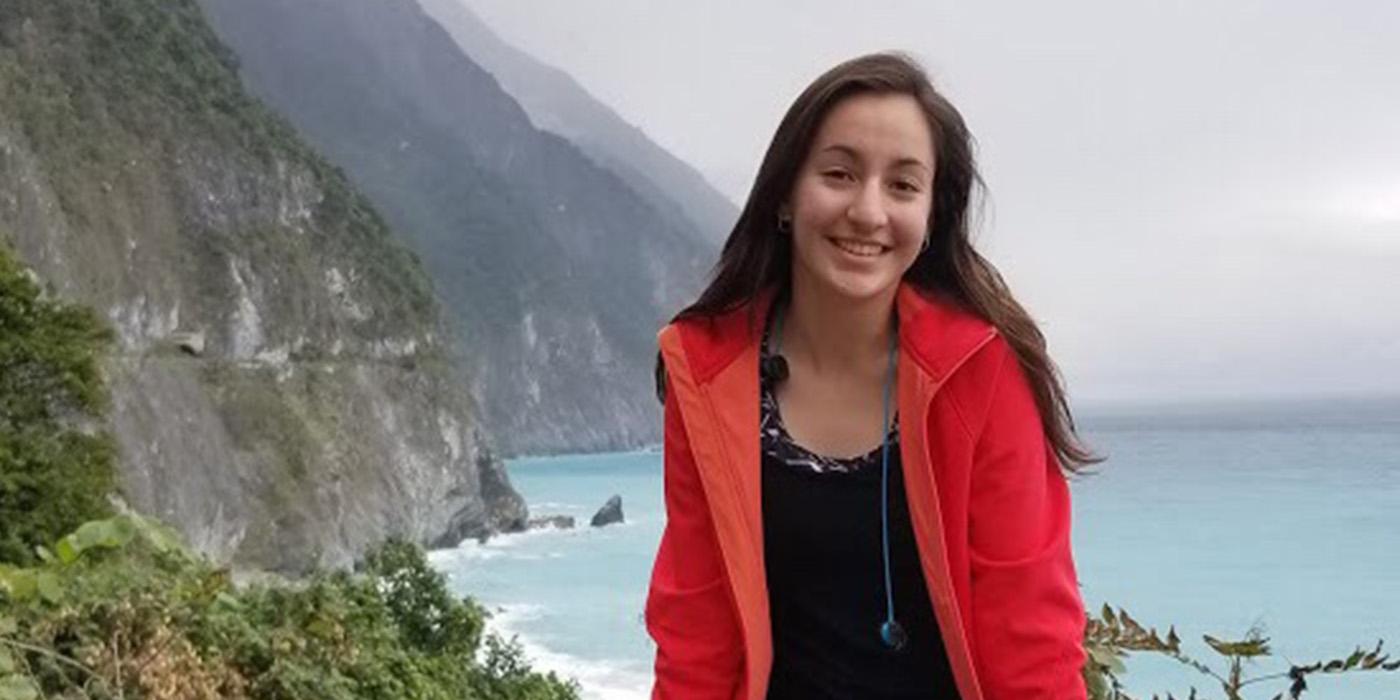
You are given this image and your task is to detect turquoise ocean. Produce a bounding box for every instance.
[429,397,1400,699]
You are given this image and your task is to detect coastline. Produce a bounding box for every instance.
[428,519,658,700]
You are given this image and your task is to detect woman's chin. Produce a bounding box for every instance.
[815,269,900,304]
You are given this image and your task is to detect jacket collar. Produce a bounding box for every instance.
[675,280,997,386]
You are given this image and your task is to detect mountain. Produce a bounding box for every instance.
[414,0,737,246]
[195,0,718,455]
[0,0,524,572]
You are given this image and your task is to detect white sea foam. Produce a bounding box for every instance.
[532,501,581,511]
[487,602,651,700]
[427,524,584,565]
[428,517,649,568]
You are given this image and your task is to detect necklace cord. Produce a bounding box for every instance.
[771,298,904,647]
[879,326,898,630]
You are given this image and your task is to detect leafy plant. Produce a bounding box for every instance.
[1084,604,1400,700]
[0,515,580,700]
[0,243,117,567]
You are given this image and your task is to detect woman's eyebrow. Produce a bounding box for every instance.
[817,144,932,176]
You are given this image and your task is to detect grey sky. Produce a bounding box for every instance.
[454,0,1400,404]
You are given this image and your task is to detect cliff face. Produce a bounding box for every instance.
[0,0,523,572]
[414,0,737,249]
[196,0,717,456]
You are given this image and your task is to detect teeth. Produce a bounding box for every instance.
[832,238,884,257]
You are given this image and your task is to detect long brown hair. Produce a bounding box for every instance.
[657,52,1099,472]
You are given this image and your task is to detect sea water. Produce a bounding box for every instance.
[429,398,1400,699]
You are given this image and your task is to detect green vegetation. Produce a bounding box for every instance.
[0,243,117,566]
[1083,605,1399,700]
[0,515,578,699]
[0,246,577,698]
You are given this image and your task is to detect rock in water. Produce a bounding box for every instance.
[590,495,624,528]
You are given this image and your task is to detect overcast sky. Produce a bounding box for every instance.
[455,0,1399,405]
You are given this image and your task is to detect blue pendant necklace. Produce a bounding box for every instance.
[768,298,906,652]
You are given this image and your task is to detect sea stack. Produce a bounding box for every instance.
[590,495,624,528]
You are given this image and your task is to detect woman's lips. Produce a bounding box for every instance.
[829,237,889,257]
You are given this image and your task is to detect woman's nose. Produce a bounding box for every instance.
[846,180,889,230]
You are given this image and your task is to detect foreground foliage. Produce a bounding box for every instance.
[1083,604,1400,700]
[0,243,117,567]
[0,514,578,699]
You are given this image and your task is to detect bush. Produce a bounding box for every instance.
[0,515,580,700]
[0,243,117,566]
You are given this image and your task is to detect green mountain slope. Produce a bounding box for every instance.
[0,0,524,572]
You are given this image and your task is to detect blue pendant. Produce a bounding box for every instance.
[880,619,907,651]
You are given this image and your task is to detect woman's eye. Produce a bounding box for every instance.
[893,180,922,193]
[821,169,853,181]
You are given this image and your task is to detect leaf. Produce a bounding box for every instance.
[149,524,186,553]
[1088,644,1126,674]
[54,537,78,565]
[1121,610,1142,632]
[0,647,14,674]
[70,517,135,553]
[0,569,36,602]
[35,572,62,604]
[1203,634,1270,658]
[0,675,38,700]
[1105,653,1127,675]
[1361,640,1385,668]
[127,515,186,554]
[1344,647,1365,669]
[1103,604,1118,627]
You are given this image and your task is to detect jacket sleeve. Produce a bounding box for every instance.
[967,345,1087,699]
[646,372,744,699]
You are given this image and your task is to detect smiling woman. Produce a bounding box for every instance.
[647,52,1101,700]
[785,93,933,312]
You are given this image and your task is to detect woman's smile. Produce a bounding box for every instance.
[828,237,890,258]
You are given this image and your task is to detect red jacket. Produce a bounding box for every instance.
[647,282,1086,699]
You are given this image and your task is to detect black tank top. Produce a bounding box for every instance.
[760,304,960,699]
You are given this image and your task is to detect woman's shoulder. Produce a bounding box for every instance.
[657,294,775,380]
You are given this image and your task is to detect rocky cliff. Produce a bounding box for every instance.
[196,0,718,456]
[0,0,524,572]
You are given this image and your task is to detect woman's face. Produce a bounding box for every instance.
[784,92,935,303]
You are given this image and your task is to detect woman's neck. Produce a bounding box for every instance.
[781,276,898,378]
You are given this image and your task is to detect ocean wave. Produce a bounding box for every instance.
[531,501,582,511]
[428,518,651,566]
[487,602,651,700]
[427,525,583,565]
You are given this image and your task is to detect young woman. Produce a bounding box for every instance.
[647,52,1098,699]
